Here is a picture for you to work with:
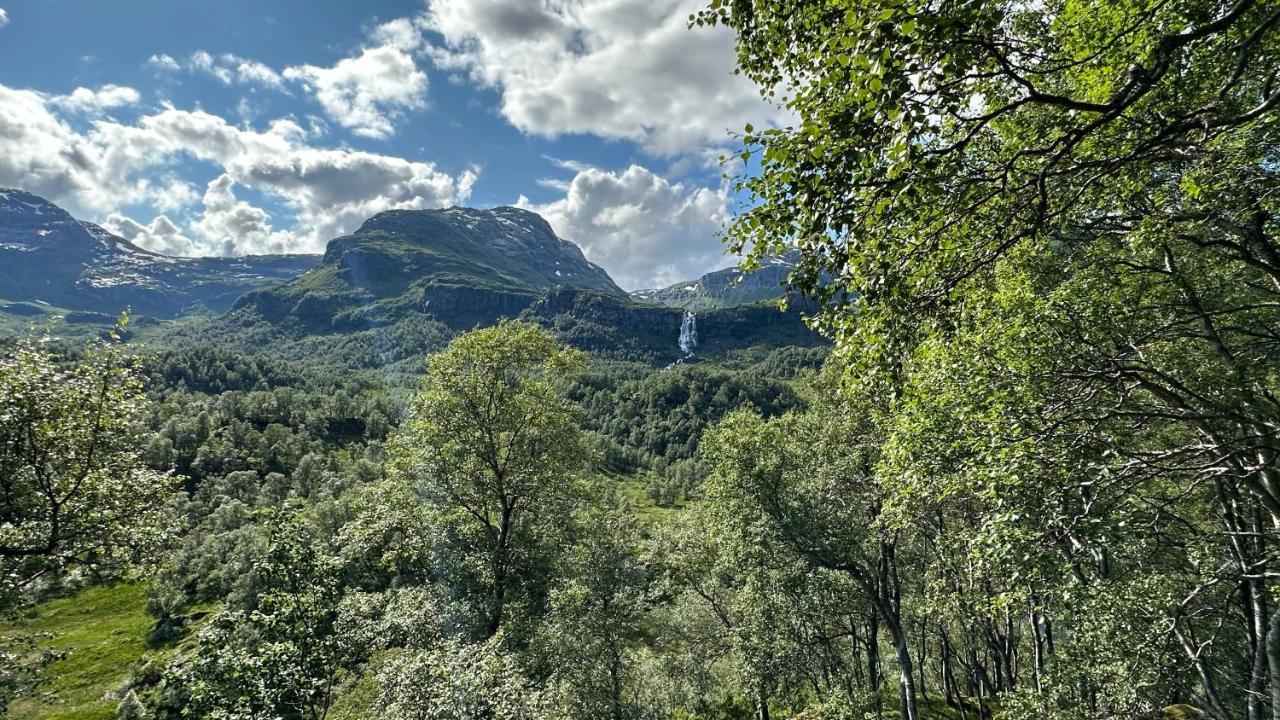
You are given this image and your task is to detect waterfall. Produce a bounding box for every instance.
[678,311,698,356]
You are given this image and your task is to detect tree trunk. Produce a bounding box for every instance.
[485,507,513,638]
[1030,599,1046,694]
[1267,605,1280,720]
[891,624,920,720]
[867,611,883,717]
[918,621,929,703]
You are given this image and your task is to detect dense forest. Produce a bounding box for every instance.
[2,1,1279,719]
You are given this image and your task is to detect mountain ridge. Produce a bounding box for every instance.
[631,251,799,310]
[0,189,320,319]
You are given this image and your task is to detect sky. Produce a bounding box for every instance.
[0,0,789,290]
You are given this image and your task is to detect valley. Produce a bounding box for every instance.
[2,2,1274,717]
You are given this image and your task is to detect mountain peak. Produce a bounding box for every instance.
[0,188,80,227]
[332,204,621,296]
[234,204,624,332]
[632,250,800,310]
[357,205,556,246]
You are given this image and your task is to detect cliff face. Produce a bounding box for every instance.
[522,287,826,363]
[0,189,319,318]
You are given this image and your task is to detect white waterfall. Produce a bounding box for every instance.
[678,311,697,355]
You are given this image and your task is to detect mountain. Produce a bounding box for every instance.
[0,189,319,319]
[0,189,824,367]
[631,251,798,310]
[230,206,624,332]
[205,206,823,369]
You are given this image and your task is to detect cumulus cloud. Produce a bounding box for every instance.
[188,51,231,83]
[0,82,475,256]
[423,0,789,155]
[0,8,8,27]
[192,174,298,255]
[150,36,424,139]
[283,45,427,139]
[369,16,428,52]
[519,164,730,290]
[229,57,286,89]
[103,213,194,256]
[183,51,286,89]
[146,53,181,72]
[49,84,141,114]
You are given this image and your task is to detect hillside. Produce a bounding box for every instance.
[0,189,319,319]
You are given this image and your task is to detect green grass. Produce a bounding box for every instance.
[1,584,153,720]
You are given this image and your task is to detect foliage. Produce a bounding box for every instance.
[698,0,1280,717]
[0,329,174,601]
[376,638,561,720]
[390,321,590,639]
[169,512,363,720]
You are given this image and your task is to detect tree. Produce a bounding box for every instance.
[536,506,651,720]
[702,372,922,720]
[390,321,589,639]
[376,637,562,720]
[704,0,1280,369]
[702,1,1280,716]
[178,511,361,720]
[0,329,173,599]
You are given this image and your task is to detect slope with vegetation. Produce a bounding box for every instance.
[230,205,622,333]
[2,0,1279,718]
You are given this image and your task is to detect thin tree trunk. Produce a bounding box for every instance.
[485,506,513,638]
[1030,597,1046,694]
[1267,605,1280,720]
[887,622,920,720]
[918,620,929,703]
[867,611,883,717]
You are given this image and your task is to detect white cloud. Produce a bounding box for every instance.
[0,82,476,256]
[192,174,298,255]
[283,45,427,139]
[189,50,233,84]
[230,57,286,89]
[0,8,9,27]
[153,36,424,139]
[103,213,194,256]
[370,16,428,52]
[184,51,286,89]
[49,84,141,114]
[146,54,181,72]
[519,164,730,290]
[423,0,788,155]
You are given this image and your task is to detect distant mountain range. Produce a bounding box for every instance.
[0,189,822,365]
[630,251,798,310]
[0,189,319,319]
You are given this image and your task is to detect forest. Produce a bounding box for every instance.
[2,1,1279,719]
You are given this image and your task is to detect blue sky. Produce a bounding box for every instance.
[0,0,786,289]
